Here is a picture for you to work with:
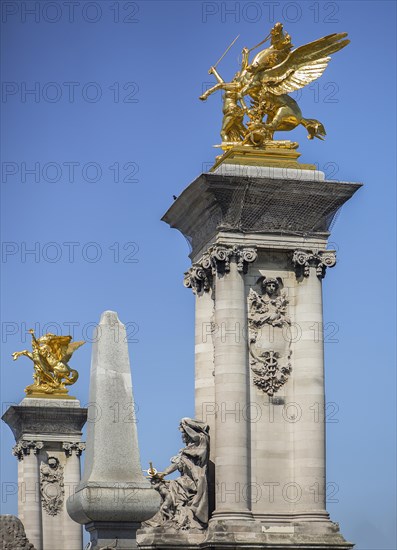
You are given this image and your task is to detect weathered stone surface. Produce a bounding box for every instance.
[2,398,87,550]
[2,399,87,441]
[0,515,36,550]
[162,172,361,257]
[67,311,160,549]
[159,168,360,549]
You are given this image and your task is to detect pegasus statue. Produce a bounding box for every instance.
[200,23,349,148]
[12,329,85,397]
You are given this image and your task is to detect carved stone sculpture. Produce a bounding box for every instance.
[248,277,292,395]
[293,249,336,278]
[144,418,210,531]
[12,440,43,461]
[62,441,86,456]
[184,244,257,293]
[0,515,36,550]
[40,457,64,516]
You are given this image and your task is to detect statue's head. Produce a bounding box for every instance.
[179,417,210,444]
[47,457,59,469]
[263,278,279,296]
[257,276,283,297]
[270,22,292,50]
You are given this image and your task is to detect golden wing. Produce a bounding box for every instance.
[42,335,72,361]
[61,340,85,364]
[260,32,349,95]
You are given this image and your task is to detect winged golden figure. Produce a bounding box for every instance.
[200,23,349,148]
[12,329,85,398]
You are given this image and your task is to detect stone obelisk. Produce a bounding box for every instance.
[67,311,160,549]
[160,161,361,548]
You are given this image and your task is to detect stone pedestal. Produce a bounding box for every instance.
[2,398,87,550]
[140,166,361,548]
[66,311,160,549]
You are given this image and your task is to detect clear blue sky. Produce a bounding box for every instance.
[1,1,396,549]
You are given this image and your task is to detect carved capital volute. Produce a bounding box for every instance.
[293,249,336,279]
[184,244,257,294]
[12,440,44,461]
[62,441,86,457]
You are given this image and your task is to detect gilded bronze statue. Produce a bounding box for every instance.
[12,329,84,397]
[200,22,349,148]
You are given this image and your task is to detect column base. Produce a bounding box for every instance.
[86,521,140,549]
[137,517,354,549]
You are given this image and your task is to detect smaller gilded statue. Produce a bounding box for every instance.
[12,329,84,398]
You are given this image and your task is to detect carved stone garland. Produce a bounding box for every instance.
[248,278,292,396]
[40,457,64,516]
[292,249,336,278]
[184,244,257,293]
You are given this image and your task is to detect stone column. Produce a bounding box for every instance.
[194,287,216,517]
[17,452,25,524]
[184,264,216,446]
[62,442,85,550]
[211,247,256,520]
[292,250,336,517]
[13,441,43,550]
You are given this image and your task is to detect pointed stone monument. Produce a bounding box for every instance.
[66,311,160,549]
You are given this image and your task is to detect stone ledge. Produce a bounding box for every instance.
[162,172,362,258]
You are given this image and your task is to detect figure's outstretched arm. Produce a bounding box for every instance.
[200,83,222,100]
[161,462,179,477]
[200,66,227,101]
[12,350,33,361]
[208,66,224,84]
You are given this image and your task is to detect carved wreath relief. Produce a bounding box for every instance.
[248,277,292,396]
[40,457,64,516]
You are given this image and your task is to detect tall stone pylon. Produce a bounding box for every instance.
[67,311,160,549]
[158,164,361,549]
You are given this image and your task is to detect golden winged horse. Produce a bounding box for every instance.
[12,329,85,397]
[200,23,350,146]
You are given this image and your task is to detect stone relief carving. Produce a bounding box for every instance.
[40,457,64,516]
[62,441,86,456]
[292,249,336,278]
[248,277,292,396]
[184,244,257,293]
[143,418,210,532]
[12,440,43,461]
[0,515,36,550]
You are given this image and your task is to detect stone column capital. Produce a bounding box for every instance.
[292,249,337,279]
[184,244,257,294]
[62,441,86,457]
[12,440,44,461]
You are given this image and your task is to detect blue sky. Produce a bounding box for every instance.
[1,1,396,548]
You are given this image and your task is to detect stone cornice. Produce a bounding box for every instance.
[162,172,362,258]
[2,404,88,442]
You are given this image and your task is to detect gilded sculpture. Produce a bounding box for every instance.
[200,22,349,161]
[12,329,84,398]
